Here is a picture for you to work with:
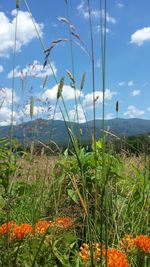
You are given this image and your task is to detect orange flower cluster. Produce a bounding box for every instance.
[79,242,105,262]
[120,235,136,250]
[13,224,33,240]
[134,235,150,253]
[79,243,129,267]
[35,220,51,234]
[0,221,15,235]
[53,217,74,229]
[120,234,150,253]
[105,248,129,267]
[79,243,90,262]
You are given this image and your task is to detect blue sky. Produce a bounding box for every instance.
[0,0,150,125]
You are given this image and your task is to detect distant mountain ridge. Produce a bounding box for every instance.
[0,118,150,145]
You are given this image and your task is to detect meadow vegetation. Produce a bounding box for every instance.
[0,0,150,266]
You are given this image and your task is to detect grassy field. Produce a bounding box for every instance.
[0,147,150,266]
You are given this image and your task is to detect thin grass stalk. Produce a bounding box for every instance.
[65,1,81,143]
[60,108,93,248]
[87,1,98,265]
[23,0,57,85]
[6,5,19,267]
[99,0,107,266]
[31,227,50,267]
[23,0,59,142]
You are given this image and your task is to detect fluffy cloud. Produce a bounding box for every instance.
[0,106,18,126]
[0,65,4,73]
[0,87,19,125]
[118,81,125,86]
[124,106,144,118]
[0,9,43,57]
[128,80,133,86]
[95,25,109,34]
[8,60,57,79]
[105,113,115,120]
[130,27,150,46]
[43,85,83,101]
[96,58,101,68]
[131,90,141,96]
[68,104,86,123]
[83,89,117,109]
[77,1,116,24]
[116,3,124,8]
[0,87,19,107]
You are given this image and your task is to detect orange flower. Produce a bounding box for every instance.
[35,220,51,234]
[134,235,150,253]
[79,243,90,262]
[13,224,33,240]
[0,221,16,235]
[79,242,104,262]
[78,243,129,266]
[120,235,136,250]
[54,217,74,229]
[105,248,129,267]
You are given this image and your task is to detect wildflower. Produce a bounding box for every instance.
[0,221,16,235]
[35,220,51,234]
[79,243,90,262]
[79,242,104,262]
[120,235,136,250]
[105,248,129,267]
[54,217,74,229]
[134,235,150,253]
[13,223,33,240]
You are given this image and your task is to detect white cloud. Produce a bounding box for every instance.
[147,107,150,112]
[8,60,57,79]
[0,65,4,73]
[116,3,124,8]
[95,25,109,33]
[0,9,43,57]
[83,89,117,109]
[124,106,144,118]
[68,104,86,123]
[130,27,150,46]
[19,104,47,118]
[0,87,19,125]
[131,89,141,96]
[43,84,83,101]
[0,106,18,126]
[77,1,116,24]
[0,87,19,108]
[128,80,133,86]
[96,58,101,68]
[118,81,125,86]
[105,113,115,120]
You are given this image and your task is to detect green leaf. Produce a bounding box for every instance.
[67,189,79,204]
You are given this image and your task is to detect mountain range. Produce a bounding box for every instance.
[0,118,150,145]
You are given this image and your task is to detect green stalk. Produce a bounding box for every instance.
[87,1,98,265]
[23,0,59,143]
[6,4,19,267]
[99,0,107,266]
[65,1,81,142]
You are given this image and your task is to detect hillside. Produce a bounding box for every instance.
[0,118,150,145]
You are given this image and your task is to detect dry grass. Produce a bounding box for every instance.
[16,155,61,182]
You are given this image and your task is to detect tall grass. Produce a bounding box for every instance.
[0,0,149,266]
